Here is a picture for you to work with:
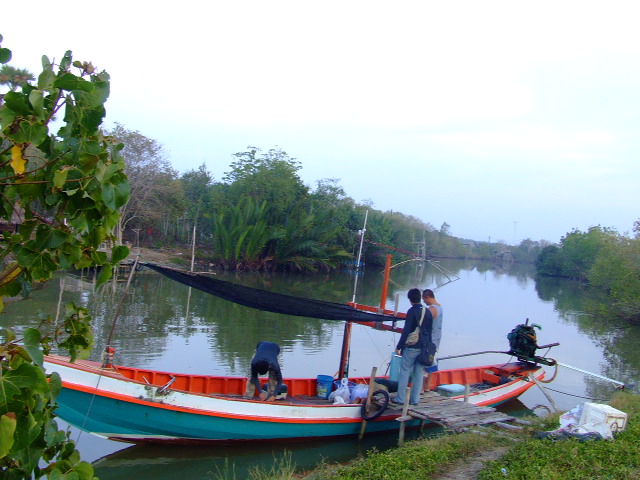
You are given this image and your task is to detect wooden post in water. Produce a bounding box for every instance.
[398,387,411,445]
[190,223,196,272]
[359,366,377,439]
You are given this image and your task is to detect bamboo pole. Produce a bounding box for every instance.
[359,367,377,439]
[529,373,561,414]
[398,387,411,445]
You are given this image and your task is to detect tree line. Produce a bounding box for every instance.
[536,225,640,321]
[1,59,552,271]
[108,125,548,270]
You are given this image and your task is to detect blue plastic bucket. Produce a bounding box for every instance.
[390,354,437,381]
[316,375,334,399]
[389,353,401,381]
[426,362,439,374]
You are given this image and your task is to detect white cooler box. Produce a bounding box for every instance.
[578,402,627,434]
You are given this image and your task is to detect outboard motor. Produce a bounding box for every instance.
[507,319,557,366]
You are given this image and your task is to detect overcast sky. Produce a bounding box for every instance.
[3,1,639,244]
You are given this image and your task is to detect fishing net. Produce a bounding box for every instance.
[143,263,402,323]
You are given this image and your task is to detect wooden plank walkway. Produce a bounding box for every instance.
[394,391,516,434]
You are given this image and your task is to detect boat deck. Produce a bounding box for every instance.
[45,355,538,413]
[394,391,515,431]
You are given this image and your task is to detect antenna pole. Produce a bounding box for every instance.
[351,210,368,304]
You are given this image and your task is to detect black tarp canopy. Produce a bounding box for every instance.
[143,263,404,324]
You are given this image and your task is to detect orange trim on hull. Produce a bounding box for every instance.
[60,381,361,425]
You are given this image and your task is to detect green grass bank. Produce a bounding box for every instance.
[237,392,640,480]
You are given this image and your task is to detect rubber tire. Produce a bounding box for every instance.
[360,389,390,421]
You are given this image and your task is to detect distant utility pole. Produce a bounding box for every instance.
[513,221,519,245]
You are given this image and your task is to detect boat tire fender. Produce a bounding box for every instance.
[361,389,389,421]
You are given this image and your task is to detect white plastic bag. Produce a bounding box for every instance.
[351,384,369,403]
[333,378,351,404]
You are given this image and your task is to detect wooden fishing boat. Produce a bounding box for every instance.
[43,354,543,444]
[44,229,553,444]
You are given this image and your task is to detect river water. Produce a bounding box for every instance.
[2,258,639,478]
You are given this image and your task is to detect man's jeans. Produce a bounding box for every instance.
[395,347,426,405]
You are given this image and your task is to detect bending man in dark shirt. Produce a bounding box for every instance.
[244,341,285,402]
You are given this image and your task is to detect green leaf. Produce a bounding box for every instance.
[28,90,45,120]
[0,328,16,343]
[0,279,22,298]
[23,328,43,367]
[29,252,58,282]
[54,73,94,93]
[101,178,130,210]
[47,372,62,400]
[41,55,52,70]
[49,468,68,480]
[15,245,39,269]
[58,244,82,270]
[0,414,17,457]
[53,168,70,189]
[72,461,95,480]
[18,220,37,243]
[60,50,72,70]
[9,120,48,145]
[0,47,12,64]
[87,227,106,250]
[78,139,104,156]
[91,76,110,105]
[35,227,68,251]
[3,91,33,116]
[74,253,93,270]
[59,304,93,361]
[13,441,45,475]
[95,162,123,183]
[45,190,62,206]
[0,363,45,409]
[12,409,41,452]
[102,211,119,232]
[90,249,107,265]
[96,262,112,287]
[37,68,56,90]
[110,245,129,265]
[14,178,46,198]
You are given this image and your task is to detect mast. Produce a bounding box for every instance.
[339,211,368,379]
[379,254,392,310]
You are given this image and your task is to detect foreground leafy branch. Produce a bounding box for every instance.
[0,34,130,479]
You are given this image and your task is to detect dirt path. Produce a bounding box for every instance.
[431,447,509,480]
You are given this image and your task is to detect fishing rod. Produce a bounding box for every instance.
[439,349,631,389]
[438,350,512,360]
[556,362,629,388]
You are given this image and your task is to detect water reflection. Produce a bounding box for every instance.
[1,259,639,476]
[92,431,415,480]
[534,275,640,399]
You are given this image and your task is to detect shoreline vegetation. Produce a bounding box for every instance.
[233,391,639,480]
